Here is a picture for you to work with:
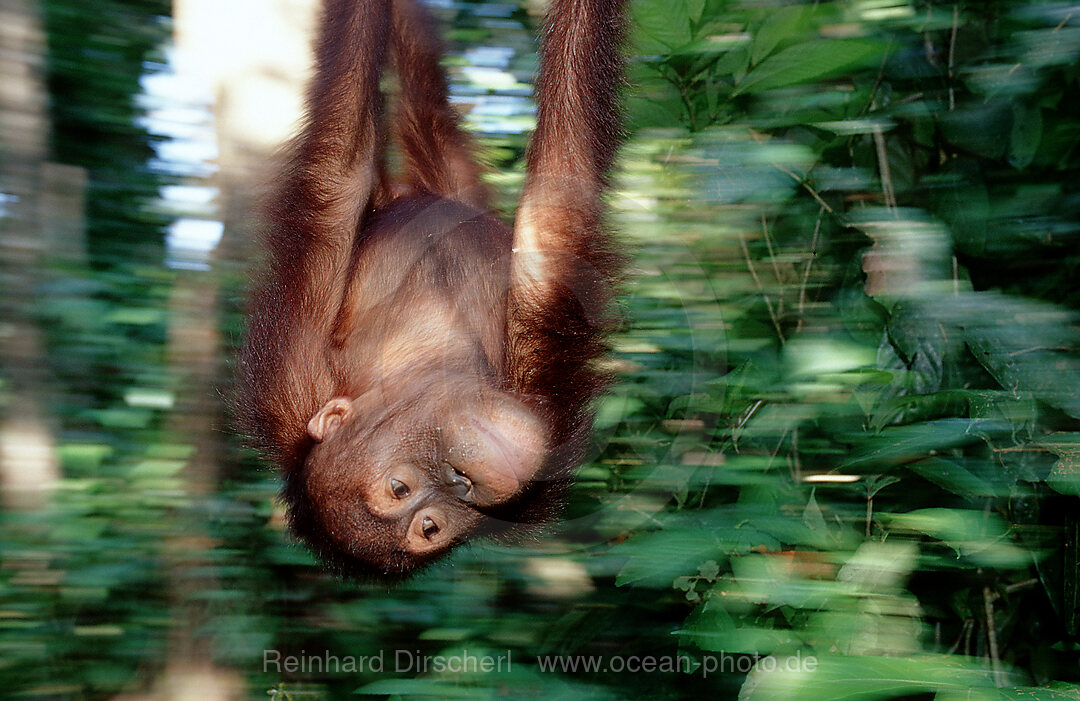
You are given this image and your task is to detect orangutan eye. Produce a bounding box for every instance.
[421,516,440,539]
[390,479,410,498]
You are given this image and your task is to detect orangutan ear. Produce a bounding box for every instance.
[307,397,354,442]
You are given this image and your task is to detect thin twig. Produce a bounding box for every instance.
[948,5,959,111]
[765,429,790,471]
[872,123,897,210]
[947,619,973,655]
[760,214,783,285]
[791,427,801,483]
[1004,578,1038,594]
[861,43,893,117]
[773,164,834,213]
[760,214,784,317]
[739,232,785,343]
[798,209,824,318]
[698,471,711,508]
[983,586,1004,687]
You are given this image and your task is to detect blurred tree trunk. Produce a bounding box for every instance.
[144,2,316,698]
[152,278,239,697]
[0,0,66,509]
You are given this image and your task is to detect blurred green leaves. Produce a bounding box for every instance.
[615,0,1080,697]
[734,40,882,95]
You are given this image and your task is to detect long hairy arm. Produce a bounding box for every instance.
[238,0,392,468]
[507,0,627,415]
[391,0,489,209]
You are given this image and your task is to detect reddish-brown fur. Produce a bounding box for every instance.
[237,0,625,579]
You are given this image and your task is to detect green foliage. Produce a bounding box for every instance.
[616,0,1080,696]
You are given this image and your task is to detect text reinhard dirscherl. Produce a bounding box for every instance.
[262,649,818,678]
[264,649,511,675]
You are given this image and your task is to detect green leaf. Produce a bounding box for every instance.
[844,419,1008,468]
[1009,103,1043,169]
[998,683,1080,700]
[738,654,999,700]
[714,45,751,80]
[906,457,1000,499]
[802,491,827,534]
[837,541,917,592]
[1042,434,1080,497]
[631,97,685,130]
[734,40,880,95]
[686,0,704,25]
[941,104,1010,160]
[613,529,723,587]
[881,508,1029,568]
[594,395,644,431]
[964,297,1080,419]
[751,6,809,65]
[634,0,692,50]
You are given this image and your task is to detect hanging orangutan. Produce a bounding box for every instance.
[237,0,626,579]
